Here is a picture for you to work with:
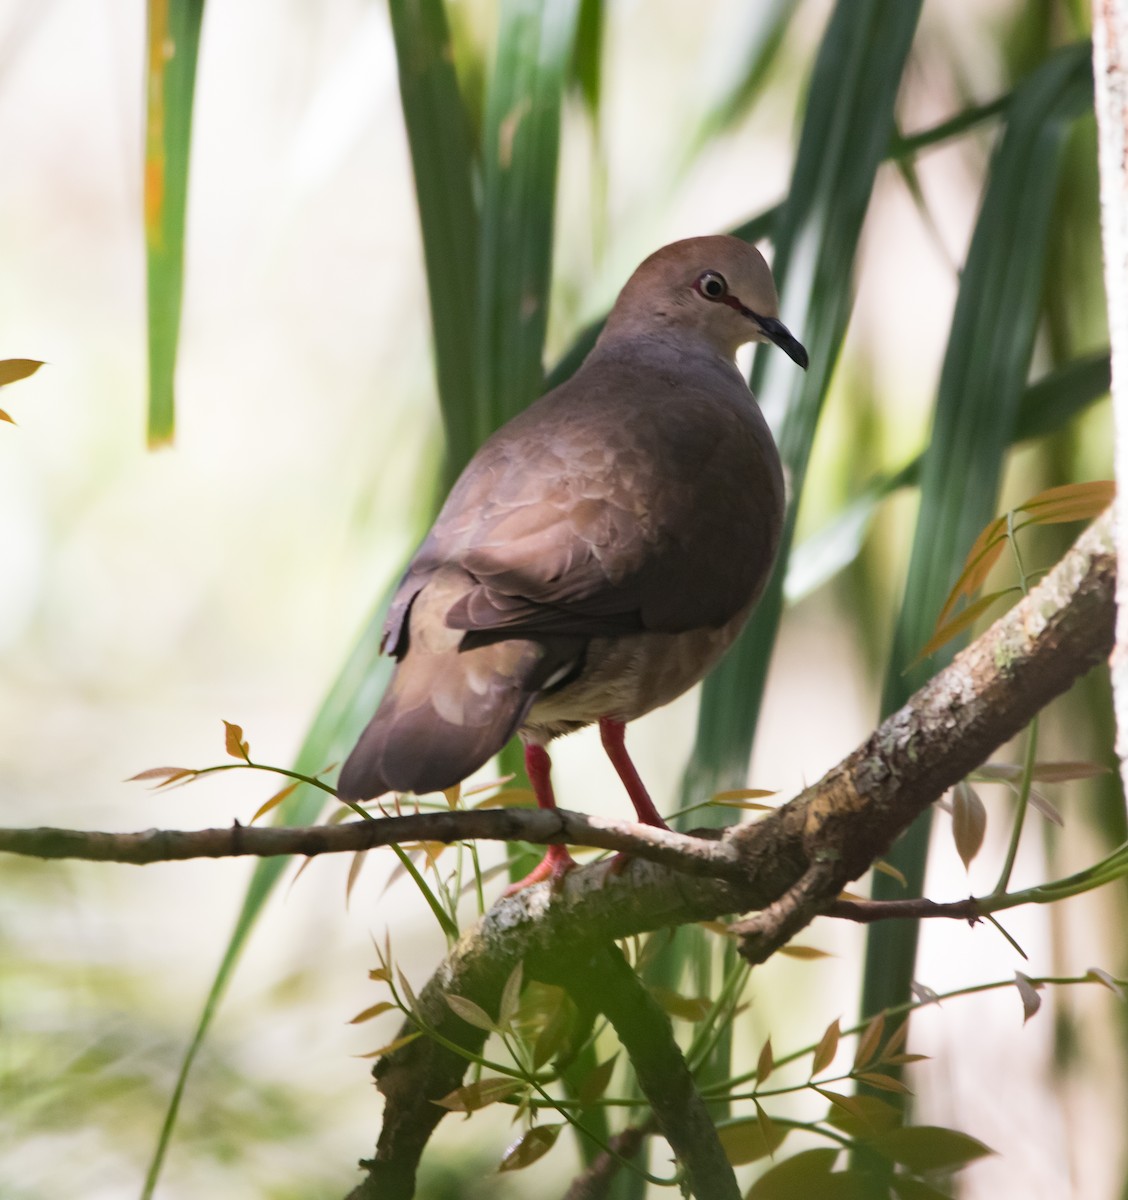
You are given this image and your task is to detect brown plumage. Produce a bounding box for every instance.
[338,235,807,888]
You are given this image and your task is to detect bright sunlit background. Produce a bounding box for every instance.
[1,2,1122,1198]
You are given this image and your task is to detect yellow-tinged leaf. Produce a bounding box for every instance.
[530,988,577,1068]
[917,588,1017,661]
[251,780,299,823]
[0,358,44,386]
[1015,971,1042,1023]
[0,408,14,425]
[460,774,515,797]
[498,1123,562,1171]
[710,787,777,805]
[1015,479,1115,525]
[1085,966,1126,1000]
[934,515,1009,629]
[881,1053,930,1066]
[698,919,734,937]
[475,787,536,809]
[358,1030,421,1059]
[873,860,908,887]
[650,986,711,1022]
[756,1035,774,1084]
[711,798,777,811]
[222,720,250,762]
[435,1076,525,1112]
[778,944,833,961]
[577,1054,617,1105]
[854,1070,913,1095]
[441,784,460,809]
[368,967,391,984]
[396,968,417,1013]
[498,961,524,1030]
[348,1001,397,1024]
[717,1113,788,1166]
[754,1100,781,1159]
[811,1018,841,1076]
[951,781,987,870]
[418,841,447,868]
[853,1011,885,1070]
[443,991,498,1032]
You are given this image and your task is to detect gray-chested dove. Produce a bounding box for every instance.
[338,235,807,890]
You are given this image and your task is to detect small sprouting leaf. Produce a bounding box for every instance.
[825,1093,902,1138]
[811,1018,841,1076]
[1028,760,1111,782]
[910,982,940,1006]
[577,1055,617,1105]
[756,1035,774,1084]
[1015,479,1115,527]
[251,780,299,823]
[348,1001,396,1024]
[873,860,908,887]
[881,1018,911,1060]
[0,358,44,386]
[396,968,417,1014]
[0,408,14,424]
[498,1123,562,1171]
[368,967,391,984]
[444,992,499,1033]
[1086,966,1126,1000]
[358,1030,421,1058]
[435,1076,525,1112]
[650,986,712,1022]
[222,720,251,762]
[498,961,524,1030]
[710,787,778,810]
[918,588,1018,661]
[127,766,197,788]
[951,781,987,870]
[867,1125,994,1171]
[854,1011,885,1070]
[745,1148,837,1198]
[1026,786,1064,826]
[854,1071,912,1095]
[755,1101,782,1160]
[1015,972,1042,1023]
[779,945,833,961]
[345,849,369,904]
[717,1113,787,1165]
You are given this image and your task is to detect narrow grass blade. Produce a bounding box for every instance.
[474,0,582,443]
[861,42,1094,1022]
[144,0,205,447]
[389,0,480,478]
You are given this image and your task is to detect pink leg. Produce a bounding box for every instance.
[502,739,576,895]
[599,717,669,829]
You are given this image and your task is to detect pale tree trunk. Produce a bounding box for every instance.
[1093,1,1128,784]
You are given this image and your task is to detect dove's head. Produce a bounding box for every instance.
[602,235,807,367]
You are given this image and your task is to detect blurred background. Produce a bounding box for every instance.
[0,0,1123,1197]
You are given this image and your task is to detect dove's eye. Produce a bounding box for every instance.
[695,271,728,300]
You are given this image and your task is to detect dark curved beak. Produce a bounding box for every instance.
[754,314,808,370]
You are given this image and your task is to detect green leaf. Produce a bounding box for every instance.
[388,0,479,471]
[825,1092,902,1138]
[498,1123,562,1170]
[745,1148,838,1198]
[716,1113,787,1166]
[144,0,204,447]
[435,1076,525,1112]
[443,992,499,1032]
[867,1125,994,1171]
[811,1018,841,1076]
